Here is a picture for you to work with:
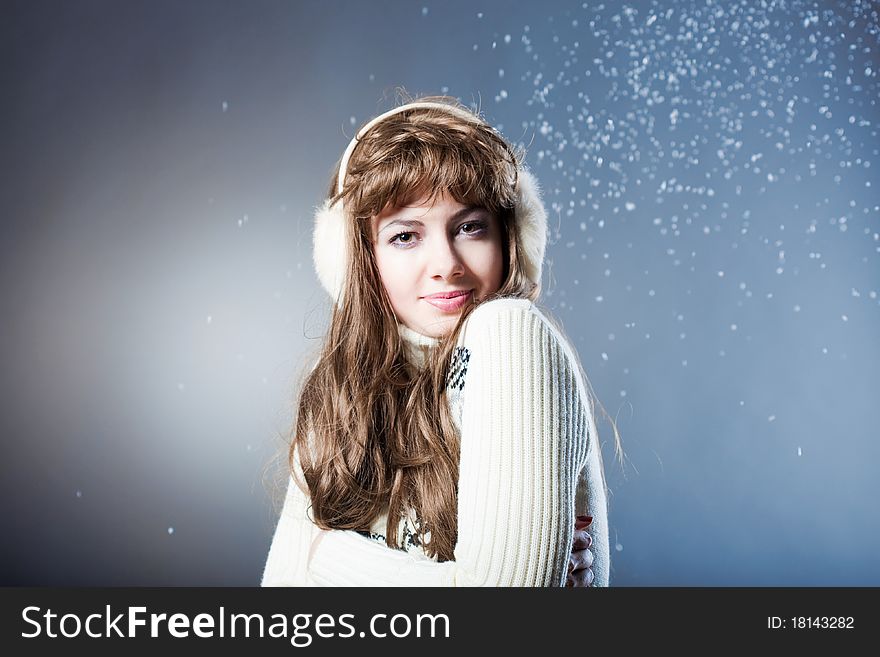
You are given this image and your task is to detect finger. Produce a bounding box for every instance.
[572,529,593,550]
[567,546,584,573]
[575,547,595,569]
[583,567,594,586]
[570,548,585,572]
[572,529,592,550]
[569,567,594,587]
[569,547,594,572]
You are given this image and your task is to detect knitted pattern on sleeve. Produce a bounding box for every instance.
[261,298,609,586]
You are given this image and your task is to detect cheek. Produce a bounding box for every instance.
[473,239,505,286]
[374,250,413,304]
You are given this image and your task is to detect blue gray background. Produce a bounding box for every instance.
[2,0,877,585]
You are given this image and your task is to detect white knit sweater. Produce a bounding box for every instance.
[261,298,610,586]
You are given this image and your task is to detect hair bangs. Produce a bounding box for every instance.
[340,110,519,223]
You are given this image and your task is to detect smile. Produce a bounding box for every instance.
[423,290,473,311]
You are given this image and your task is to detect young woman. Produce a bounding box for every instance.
[262,94,620,586]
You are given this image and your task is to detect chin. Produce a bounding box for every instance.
[433,318,460,336]
[412,317,450,338]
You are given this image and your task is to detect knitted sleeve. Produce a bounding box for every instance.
[260,446,321,586]
[262,299,608,586]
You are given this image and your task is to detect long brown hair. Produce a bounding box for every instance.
[289,91,620,561]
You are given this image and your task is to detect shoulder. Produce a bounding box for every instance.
[468,296,533,320]
[462,297,534,333]
[454,298,592,424]
[460,297,564,348]
[457,298,582,375]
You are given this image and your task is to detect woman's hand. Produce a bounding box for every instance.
[566,515,594,587]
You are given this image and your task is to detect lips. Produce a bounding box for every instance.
[423,289,471,300]
[423,289,473,312]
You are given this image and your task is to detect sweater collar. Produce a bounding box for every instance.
[398,323,440,368]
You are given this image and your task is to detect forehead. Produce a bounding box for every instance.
[373,190,482,227]
[376,188,455,217]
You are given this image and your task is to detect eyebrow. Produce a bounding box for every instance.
[378,205,485,236]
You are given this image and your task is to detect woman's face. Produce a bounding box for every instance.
[372,190,506,338]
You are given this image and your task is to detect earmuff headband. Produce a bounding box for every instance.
[313,101,548,305]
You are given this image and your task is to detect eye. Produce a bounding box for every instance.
[459,220,488,236]
[389,231,417,248]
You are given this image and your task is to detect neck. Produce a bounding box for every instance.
[398,323,440,368]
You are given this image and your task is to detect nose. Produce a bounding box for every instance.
[428,234,465,280]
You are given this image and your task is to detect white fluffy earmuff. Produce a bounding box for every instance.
[312,101,548,306]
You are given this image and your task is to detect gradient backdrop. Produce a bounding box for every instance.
[2,0,878,585]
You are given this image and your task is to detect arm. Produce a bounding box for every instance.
[261,429,452,587]
[301,300,599,586]
[261,452,320,587]
[575,419,611,587]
